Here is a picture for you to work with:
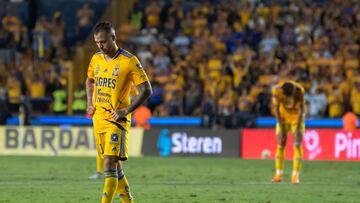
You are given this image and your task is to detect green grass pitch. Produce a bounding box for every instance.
[0,156,359,203]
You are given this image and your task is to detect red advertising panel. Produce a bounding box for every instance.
[242,129,360,161]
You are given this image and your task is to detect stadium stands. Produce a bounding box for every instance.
[0,0,359,128]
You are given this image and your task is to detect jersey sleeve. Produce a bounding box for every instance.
[129,56,149,86]
[87,55,96,79]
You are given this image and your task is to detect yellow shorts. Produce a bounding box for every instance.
[275,122,305,136]
[93,115,129,161]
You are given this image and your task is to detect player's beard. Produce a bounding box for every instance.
[101,48,108,54]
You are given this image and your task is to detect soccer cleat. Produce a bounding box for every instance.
[291,175,300,184]
[271,174,283,183]
[88,172,104,180]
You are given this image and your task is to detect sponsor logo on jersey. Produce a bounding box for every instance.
[97,88,111,97]
[95,77,116,89]
[96,97,111,104]
[112,66,119,76]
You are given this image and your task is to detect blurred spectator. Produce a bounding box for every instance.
[2,5,20,35]
[342,111,358,132]
[184,79,202,115]
[255,85,272,117]
[201,92,216,129]
[6,73,22,112]
[76,3,94,41]
[327,85,344,118]
[0,22,15,65]
[305,86,327,118]
[49,12,65,55]
[72,84,86,114]
[52,85,67,114]
[167,90,183,116]
[32,17,51,61]
[137,46,153,64]
[147,81,164,112]
[130,2,144,31]
[217,87,235,128]
[145,1,161,28]
[133,105,152,130]
[350,79,360,116]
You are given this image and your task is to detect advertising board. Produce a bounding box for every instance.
[0,126,143,157]
[142,128,240,157]
[242,129,360,161]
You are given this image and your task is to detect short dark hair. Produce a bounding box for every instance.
[93,21,115,34]
[282,82,295,96]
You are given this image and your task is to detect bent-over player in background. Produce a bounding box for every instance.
[271,80,305,184]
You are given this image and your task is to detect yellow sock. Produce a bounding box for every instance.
[117,169,133,203]
[292,145,303,175]
[96,155,104,173]
[275,145,285,175]
[102,170,118,203]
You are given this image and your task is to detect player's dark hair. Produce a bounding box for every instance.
[93,21,115,34]
[282,82,294,96]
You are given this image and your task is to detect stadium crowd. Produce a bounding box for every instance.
[0,0,359,128]
[122,0,360,127]
[0,2,93,121]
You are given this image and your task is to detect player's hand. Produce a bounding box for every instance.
[110,108,129,121]
[86,104,95,115]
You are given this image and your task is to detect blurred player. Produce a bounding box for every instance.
[271,80,305,184]
[86,21,152,203]
[88,154,104,179]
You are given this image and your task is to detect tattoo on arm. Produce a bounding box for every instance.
[86,78,94,104]
[127,81,153,114]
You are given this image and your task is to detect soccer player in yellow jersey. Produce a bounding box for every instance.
[86,22,152,203]
[271,80,305,184]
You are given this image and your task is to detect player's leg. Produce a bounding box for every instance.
[115,129,134,203]
[101,130,124,203]
[291,122,305,184]
[102,155,119,203]
[272,123,289,182]
[117,161,134,203]
[97,154,105,176]
[89,132,105,179]
[88,153,104,179]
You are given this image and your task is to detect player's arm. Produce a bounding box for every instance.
[86,56,95,115]
[272,89,282,125]
[272,88,285,134]
[295,90,305,132]
[86,77,95,114]
[111,81,152,121]
[127,81,152,114]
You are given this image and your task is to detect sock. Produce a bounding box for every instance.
[117,169,133,202]
[96,155,104,174]
[275,145,285,175]
[102,170,118,203]
[292,145,303,176]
